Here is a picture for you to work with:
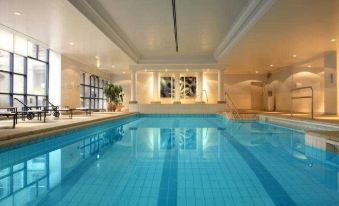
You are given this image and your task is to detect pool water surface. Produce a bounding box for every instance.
[0,114,338,206]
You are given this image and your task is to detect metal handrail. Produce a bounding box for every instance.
[290,86,313,119]
[225,91,241,119]
[195,90,208,103]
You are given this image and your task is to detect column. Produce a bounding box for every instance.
[174,73,181,104]
[324,51,337,114]
[151,71,160,103]
[196,71,204,103]
[217,69,225,103]
[130,69,137,104]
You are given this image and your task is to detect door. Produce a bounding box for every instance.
[250,82,265,110]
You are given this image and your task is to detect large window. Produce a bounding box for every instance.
[80,73,108,110]
[0,29,49,110]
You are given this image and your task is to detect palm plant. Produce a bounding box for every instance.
[103,84,124,111]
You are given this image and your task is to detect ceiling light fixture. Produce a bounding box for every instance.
[171,0,178,52]
[331,38,336,42]
[270,64,274,67]
[255,71,259,74]
[122,71,126,74]
[13,11,22,16]
[307,65,312,68]
[292,54,297,58]
[111,65,115,68]
[69,42,75,46]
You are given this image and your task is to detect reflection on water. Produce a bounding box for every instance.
[0,116,338,206]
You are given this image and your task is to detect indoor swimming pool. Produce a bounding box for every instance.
[0,114,338,206]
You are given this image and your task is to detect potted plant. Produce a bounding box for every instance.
[103,84,124,112]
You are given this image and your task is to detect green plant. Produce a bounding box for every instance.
[103,84,124,105]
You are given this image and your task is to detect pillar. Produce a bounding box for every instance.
[151,71,160,103]
[196,72,204,103]
[174,73,181,104]
[130,69,137,104]
[217,69,225,103]
[324,51,337,114]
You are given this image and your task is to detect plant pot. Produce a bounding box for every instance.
[107,102,114,112]
[112,104,117,112]
[116,104,124,112]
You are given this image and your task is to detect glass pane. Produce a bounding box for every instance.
[0,72,10,93]
[13,170,25,192]
[0,176,10,199]
[79,85,84,97]
[84,73,90,85]
[84,99,90,108]
[27,42,37,58]
[27,59,46,95]
[14,35,28,56]
[80,98,84,107]
[13,163,24,171]
[13,95,25,111]
[0,95,10,106]
[27,155,47,185]
[0,50,10,71]
[38,46,47,62]
[38,96,45,107]
[38,178,47,195]
[0,168,9,178]
[84,86,90,98]
[13,75,24,94]
[27,96,36,107]
[0,29,13,52]
[14,55,25,74]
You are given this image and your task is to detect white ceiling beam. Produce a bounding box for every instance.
[214,0,276,62]
[68,0,141,63]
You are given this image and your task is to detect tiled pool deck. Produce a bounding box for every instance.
[0,112,136,147]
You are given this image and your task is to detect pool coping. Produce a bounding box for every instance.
[0,112,138,148]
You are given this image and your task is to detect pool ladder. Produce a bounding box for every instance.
[224,91,241,120]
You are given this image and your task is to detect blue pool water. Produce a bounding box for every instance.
[0,114,338,206]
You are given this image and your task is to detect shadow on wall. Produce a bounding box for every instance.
[268,66,324,114]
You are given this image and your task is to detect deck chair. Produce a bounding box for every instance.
[0,107,17,128]
[14,98,46,122]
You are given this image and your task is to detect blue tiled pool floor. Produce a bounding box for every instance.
[0,115,338,206]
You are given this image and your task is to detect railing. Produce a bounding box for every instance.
[290,86,314,119]
[195,90,208,103]
[225,91,241,119]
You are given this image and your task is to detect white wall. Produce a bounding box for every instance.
[268,66,325,114]
[61,56,112,108]
[112,71,266,110]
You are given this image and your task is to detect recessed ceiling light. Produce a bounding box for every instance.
[255,71,259,74]
[122,71,126,74]
[69,42,75,46]
[292,54,297,58]
[186,69,189,72]
[111,65,115,68]
[165,69,168,72]
[270,64,274,67]
[330,38,336,42]
[13,11,22,16]
[307,65,312,68]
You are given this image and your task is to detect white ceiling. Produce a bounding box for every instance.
[0,0,134,73]
[221,0,339,74]
[1,0,338,75]
[96,0,249,60]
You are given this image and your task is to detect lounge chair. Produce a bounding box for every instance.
[0,107,17,128]
[14,98,47,123]
[43,99,91,119]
